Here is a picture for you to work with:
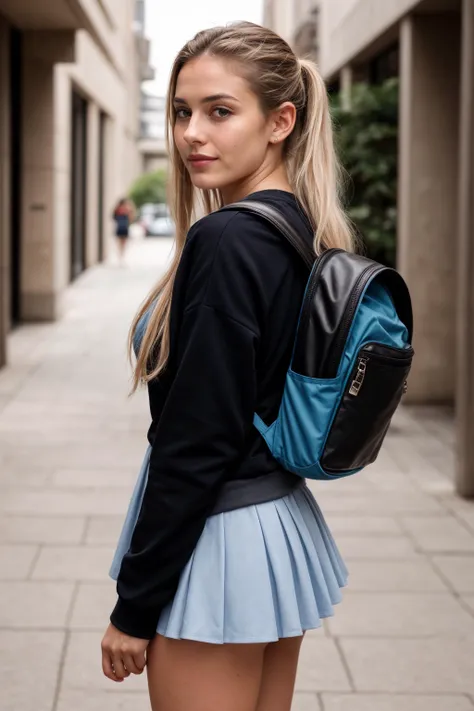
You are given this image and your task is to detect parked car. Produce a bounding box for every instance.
[138,203,160,234]
[146,215,175,237]
[138,203,174,236]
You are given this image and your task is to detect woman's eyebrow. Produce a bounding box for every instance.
[173,94,239,105]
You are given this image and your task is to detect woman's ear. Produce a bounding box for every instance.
[269,102,297,144]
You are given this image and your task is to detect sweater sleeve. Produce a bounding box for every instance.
[110,215,264,639]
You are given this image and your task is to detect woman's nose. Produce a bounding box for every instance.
[183,116,205,146]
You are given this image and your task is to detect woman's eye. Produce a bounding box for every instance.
[212,107,231,119]
[175,108,191,120]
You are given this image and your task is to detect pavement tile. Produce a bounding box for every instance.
[336,535,418,559]
[0,466,52,486]
[339,637,474,693]
[345,560,448,592]
[56,689,151,711]
[0,442,144,470]
[63,631,148,692]
[450,506,474,533]
[432,555,474,593]
[0,365,36,396]
[292,693,321,710]
[462,595,474,614]
[0,488,131,515]
[327,592,474,637]
[70,583,117,629]
[0,630,65,710]
[0,544,38,580]
[321,694,474,710]
[0,515,86,544]
[295,639,351,692]
[383,436,445,477]
[401,516,474,553]
[311,477,374,495]
[311,491,444,515]
[31,546,114,581]
[359,468,419,492]
[85,516,124,544]
[324,516,401,536]
[52,468,137,488]
[0,581,74,628]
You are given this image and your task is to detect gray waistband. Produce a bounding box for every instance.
[210,469,304,516]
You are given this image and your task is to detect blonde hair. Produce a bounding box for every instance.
[129,21,355,392]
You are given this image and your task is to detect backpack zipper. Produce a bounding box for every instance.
[349,356,369,396]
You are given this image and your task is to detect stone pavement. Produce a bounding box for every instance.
[0,236,473,711]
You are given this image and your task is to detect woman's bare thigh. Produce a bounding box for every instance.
[255,635,305,711]
[146,634,267,711]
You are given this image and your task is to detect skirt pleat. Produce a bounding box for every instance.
[110,448,348,645]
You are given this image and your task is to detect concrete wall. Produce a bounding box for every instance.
[263,0,317,45]
[263,0,297,43]
[319,0,424,78]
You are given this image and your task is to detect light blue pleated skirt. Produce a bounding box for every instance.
[109,446,348,644]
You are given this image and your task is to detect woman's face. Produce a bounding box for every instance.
[173,55,278,199]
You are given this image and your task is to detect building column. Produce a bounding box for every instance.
[20,31,74,321]
[86,102,99,267]
[397,14,461,403]
[456,0,474,498]
[0,18,10,367]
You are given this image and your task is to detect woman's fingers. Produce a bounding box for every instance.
[111,653,130,681]
[102,648,121,683]
[123,652,145,675]
[134,649,148,674]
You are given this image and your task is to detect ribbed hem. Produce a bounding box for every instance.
[110,598,158,640]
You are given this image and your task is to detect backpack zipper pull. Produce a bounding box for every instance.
[349,356,369,396]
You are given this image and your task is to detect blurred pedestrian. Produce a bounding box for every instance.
[102,21,352,711]
[112,197,134,265]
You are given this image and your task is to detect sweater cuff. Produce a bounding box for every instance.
[110,597,159,640]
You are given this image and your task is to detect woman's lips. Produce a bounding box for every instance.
[188,157,217,168]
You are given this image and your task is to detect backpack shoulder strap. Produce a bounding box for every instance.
[219,200,315,270]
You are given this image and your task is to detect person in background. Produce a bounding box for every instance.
[113,198,134,265]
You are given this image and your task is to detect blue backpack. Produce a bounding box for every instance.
[221,201,414,481]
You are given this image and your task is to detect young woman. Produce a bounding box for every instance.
[113,198,134,264]
[102,21,354,711]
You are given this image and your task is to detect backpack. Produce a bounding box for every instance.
[220,201,414,481]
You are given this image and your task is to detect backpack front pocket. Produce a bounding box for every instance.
[275,369,345,472]
[320,343,414,473]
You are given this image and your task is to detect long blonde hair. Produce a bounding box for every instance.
[129,21,355,392]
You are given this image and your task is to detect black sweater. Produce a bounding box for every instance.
[110,189,314,639]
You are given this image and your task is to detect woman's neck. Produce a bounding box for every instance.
[221,167,292,205]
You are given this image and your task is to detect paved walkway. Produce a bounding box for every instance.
[0,236,473,711]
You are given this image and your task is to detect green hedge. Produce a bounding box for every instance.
[129,168,168,209]
[331,78,399,267]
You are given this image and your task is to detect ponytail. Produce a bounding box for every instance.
[290,58,356,255]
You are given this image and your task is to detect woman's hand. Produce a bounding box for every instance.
[101,623,149,682]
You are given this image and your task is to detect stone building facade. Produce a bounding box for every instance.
[0,0,153,367]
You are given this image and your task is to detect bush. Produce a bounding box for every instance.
[129,169,168,209]
[331,78,399,267]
